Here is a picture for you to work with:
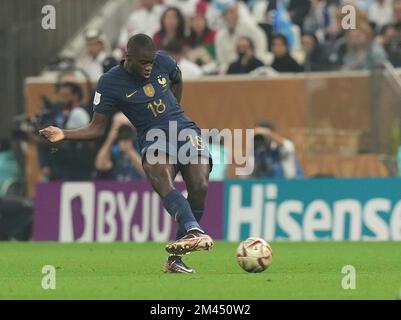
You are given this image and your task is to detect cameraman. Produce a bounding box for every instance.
[95,115,145,181]
[250,121,303,179]
[38,82,94,181]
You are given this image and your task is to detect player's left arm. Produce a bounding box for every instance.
[170,68,183,104]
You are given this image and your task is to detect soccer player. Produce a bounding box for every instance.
[39,34,214,274]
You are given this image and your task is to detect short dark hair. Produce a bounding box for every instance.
[257,120,275,131]
[116,125,136,142]
[127,34,155,55]
[59,82,83,101]
[272,34,289,48]
[302,32,319,44]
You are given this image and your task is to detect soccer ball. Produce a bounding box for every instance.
[236,237,273,273]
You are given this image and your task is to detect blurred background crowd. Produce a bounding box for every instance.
[1,0,401,201]
[66,0,401,79]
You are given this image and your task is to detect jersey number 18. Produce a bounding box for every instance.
[147,98,166,117]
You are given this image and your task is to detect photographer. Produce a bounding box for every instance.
[250,121,303,179]
[37,82,94,181]
[95,114,145,181]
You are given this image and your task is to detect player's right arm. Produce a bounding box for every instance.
[39,112,109,143]
[40,74,117,143]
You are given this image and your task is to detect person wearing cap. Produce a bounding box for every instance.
[78,29,117,81]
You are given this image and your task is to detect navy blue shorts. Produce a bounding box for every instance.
[140,125,213,173]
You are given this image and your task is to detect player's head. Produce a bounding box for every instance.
[125,34,156,79]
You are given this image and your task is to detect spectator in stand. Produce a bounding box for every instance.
[164,0,199,17]
[208,0,256,31]
[227,37,264,74]
[346,0,375,13]
[289,0,311,32]
[215,1,268,73]
[95,114,145,181]
[302,32,330,71]
[117,0,165,50]
[368,0,394,32]
[153,7,187,50]
[303,0,341,41]
[342,23,387,70]
[382,23,401,67]
[186,1,217,68]
[324,6,371,69]
[77,29,117,81]
[271,34,304,72]
[394,0,401,24]
[164,40,203,79]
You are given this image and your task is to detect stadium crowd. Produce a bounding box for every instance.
[4,0,401,194]
[33,0,401,182]
[79,0,401,79]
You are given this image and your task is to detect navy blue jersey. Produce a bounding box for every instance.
[93,51,197,149]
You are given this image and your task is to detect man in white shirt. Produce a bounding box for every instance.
[77,29,111,81]
[118,0,165,49]
[214,1,268,73]
[368,0,394,30]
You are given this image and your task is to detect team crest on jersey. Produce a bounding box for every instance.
[143,84,155,97]
[157,75,167,88]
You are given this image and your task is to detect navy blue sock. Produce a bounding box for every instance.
[175,207,204,240]
[163,190,203,234]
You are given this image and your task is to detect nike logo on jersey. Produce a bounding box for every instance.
[126,91,137,98]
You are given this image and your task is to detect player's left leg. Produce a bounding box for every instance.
[165,157,211,272]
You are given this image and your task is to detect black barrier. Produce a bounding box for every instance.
[0,196,32,240]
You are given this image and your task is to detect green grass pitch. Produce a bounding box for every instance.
[0,241,400,299]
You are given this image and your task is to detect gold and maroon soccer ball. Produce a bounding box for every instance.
[236,237,273,273]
